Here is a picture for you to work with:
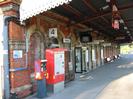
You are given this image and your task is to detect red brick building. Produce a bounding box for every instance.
[0,0,122,98]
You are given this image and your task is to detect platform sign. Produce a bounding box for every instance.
[49,28,57,38]
[63,38,71,43]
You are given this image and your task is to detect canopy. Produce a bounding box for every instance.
[19,0,72,22]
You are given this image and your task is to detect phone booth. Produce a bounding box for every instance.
[45,48,66,93]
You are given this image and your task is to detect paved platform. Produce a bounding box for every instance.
[25,54,133,99]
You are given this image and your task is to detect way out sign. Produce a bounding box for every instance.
[49,28,57,38]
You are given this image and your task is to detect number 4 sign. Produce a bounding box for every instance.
[49,28,57,38]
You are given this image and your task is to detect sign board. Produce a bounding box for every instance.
[102,43,111,47]
[87,42,99,45]
[49,28,57,38]
[13,50,23,59]
[115,37,125,40]
[54,51,64,75]
[93,40,104,43]
[63,38,71,43]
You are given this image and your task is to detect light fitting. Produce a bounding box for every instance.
[124,27,127,30]
[127,31,130,34]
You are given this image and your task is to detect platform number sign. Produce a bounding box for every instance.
[49,28,57,38]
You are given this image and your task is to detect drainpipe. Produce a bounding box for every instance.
[0,10,4,99]
[3,16,29,99]
[3,15,18,99]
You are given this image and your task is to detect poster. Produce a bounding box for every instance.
[101,48,104,59]
[92,49,96,61]
[13,50,23,59]
[54,52,64,75]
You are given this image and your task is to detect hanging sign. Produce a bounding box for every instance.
[102,43,111,47]
[112,20,119,30]
[63,38,71,43]
[49,28,57,38]
[93,40,104,43]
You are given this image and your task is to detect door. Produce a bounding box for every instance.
[92,45,96,69]
[29,33,44,93]
[75,47,82,73]
[101,47,104,65]
[82,47,88,72]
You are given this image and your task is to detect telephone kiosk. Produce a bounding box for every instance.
[34,59,47,98]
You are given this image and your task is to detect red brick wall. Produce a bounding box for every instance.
[7,10,99,98]
[10,71,30,89]
[4,10,18,16]
[9,21,32,98]
[9,22,25,41]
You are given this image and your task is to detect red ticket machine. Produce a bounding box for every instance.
[34,59,47,80]
[34,59,47,98]
[46,48,67,93]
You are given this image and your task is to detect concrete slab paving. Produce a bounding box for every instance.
[25,54,133,99]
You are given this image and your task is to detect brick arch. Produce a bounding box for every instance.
[28,31,45,93]
[26,24,48,51]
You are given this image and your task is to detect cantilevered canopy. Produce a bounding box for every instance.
[19,0,72,22]
[50,0,133,44]
[19,0,133,44]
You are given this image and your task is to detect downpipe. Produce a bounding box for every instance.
[3,15,18,99]
[3,15,28,99]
